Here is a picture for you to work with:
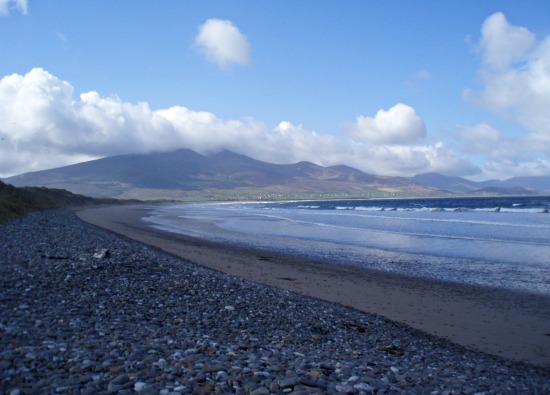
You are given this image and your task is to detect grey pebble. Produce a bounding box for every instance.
[250,387,270,395]
[0,209,549,395]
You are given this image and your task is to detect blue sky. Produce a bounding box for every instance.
[1,1,549,180]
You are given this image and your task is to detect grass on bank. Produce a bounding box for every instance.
[0,180,117,224]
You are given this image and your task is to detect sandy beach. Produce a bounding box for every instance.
[76,204,550,369]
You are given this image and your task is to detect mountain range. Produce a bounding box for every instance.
[4,149,548,200]
[411,173,550,194]
[5,149,436,200]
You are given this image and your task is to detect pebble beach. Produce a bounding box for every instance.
[1,209,549,394]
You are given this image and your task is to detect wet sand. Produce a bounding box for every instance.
[76,204,550,368]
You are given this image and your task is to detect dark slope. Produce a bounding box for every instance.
[0,180,106,224]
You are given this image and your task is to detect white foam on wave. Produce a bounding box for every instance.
[331,205,549,214]
[499,207,547,213]
[308,208,550,230]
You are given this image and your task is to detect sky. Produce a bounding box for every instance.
[1,1,549,181]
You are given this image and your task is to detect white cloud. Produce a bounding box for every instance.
[456,123,500,154]
[453,122,511,171]
[481,158,550,179]
[0,0,27,16]
[350,141,478,177]
[344,103,427,145]
[454,12,550,180]
[194,19,251,68]
[478,12,536,71]
[457,123,500,143]
[464,12,550,153]
[453,123,550,179]
[0,68,477,179]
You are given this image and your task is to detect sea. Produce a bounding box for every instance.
[143,196,550,296]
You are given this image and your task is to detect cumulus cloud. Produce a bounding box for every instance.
[453,122,550,178]
[457,123,500,143]
[453,122,513,176]
[464,12,550,153]
[0,68,478,179]
[344,103,427,145]
[0,0,27,15]
[478,12,536,71]
[481,158,550,180]
[456,123,500,153]
[194,19,251,67]
[245,121,477,177]
[453,12,550,179]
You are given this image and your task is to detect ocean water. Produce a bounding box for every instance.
[143,196,550,296]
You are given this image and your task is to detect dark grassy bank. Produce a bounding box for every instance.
[0,180,118,224]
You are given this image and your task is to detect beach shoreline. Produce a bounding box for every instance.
[3,207,549,393]
[76,204,550,369]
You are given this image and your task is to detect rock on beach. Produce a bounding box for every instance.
[0,209,549,394]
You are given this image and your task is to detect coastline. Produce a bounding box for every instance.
[76,203,550,368]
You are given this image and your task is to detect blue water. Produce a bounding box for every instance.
[143,196,550,296]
